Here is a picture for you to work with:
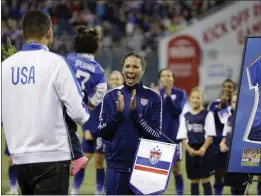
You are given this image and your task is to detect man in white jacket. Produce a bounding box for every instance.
[2,10,89,195]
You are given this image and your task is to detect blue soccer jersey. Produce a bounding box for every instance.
[66,53,107,107]
[157,87,186,143]
[208,99,221,112]
[244,55,261,143]
[177,109,216,146]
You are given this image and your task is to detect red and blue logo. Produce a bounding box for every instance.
[134,146,170,175]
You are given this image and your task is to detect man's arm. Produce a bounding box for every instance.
[130,93,162,140]
[165,90,186,118]
[54,59,90,125]
[95,93,123,140]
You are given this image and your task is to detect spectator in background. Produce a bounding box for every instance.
[55,0,71,22]
[8,1,22,20]
[1,0,228,54]
[96,1,105,18]
[127,26,144,52]
[2,1,10,21]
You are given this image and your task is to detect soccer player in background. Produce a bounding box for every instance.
[207,79,236,195]
[211,91,231,195]
[66,26,107,111]
[154,68,186,195]
[220,92,249,195]
[208,79,236,111]
[71,71,123,195]
[107,71,124,90]
[177,87,216,195]
[96,52,162,194]
[65,25,107,176]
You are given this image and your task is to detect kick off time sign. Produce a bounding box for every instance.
[129,139,178,195]
[158,1,261,102]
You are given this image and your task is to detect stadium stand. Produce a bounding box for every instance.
[1,0,227,55]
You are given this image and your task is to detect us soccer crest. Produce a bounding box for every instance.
[141,98,148,106]
[130,138,178,194]
[149,146,162,164]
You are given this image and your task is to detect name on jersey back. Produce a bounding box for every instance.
[75,59,95,72]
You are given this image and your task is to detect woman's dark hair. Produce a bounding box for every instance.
[121,51,146,70]
[222,79,236,90]
[74,25,100,54]
[158,68,175,79]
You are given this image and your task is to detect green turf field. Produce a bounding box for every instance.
[1,130,258,195]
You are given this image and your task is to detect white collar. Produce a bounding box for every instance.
[79,53,94,60]
[41,44,49,51]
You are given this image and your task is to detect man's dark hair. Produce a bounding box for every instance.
[74,26,100,54]
[22,10,52,40]
[121,51,146,70]
[222,79,236,90]
[158,68,175,79]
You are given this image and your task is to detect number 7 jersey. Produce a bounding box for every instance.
[244,54,261,143]
[66,53,107,106]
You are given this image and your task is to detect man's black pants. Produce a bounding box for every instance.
[14,160,70,195]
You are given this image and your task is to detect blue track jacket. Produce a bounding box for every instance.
[158,87,186,143]
[95,82,162,171]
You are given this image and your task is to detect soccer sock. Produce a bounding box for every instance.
[8,166,17,192]
[191,183,199,195]
[175,174,184,195]
[258,181,261,195]
[71,168,85,194]
[96,168,105,194]
[202,182,212,195]
[214,181,223,195]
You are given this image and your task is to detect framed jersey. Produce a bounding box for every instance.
[227,36,261,174]
[244,55,261,143]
